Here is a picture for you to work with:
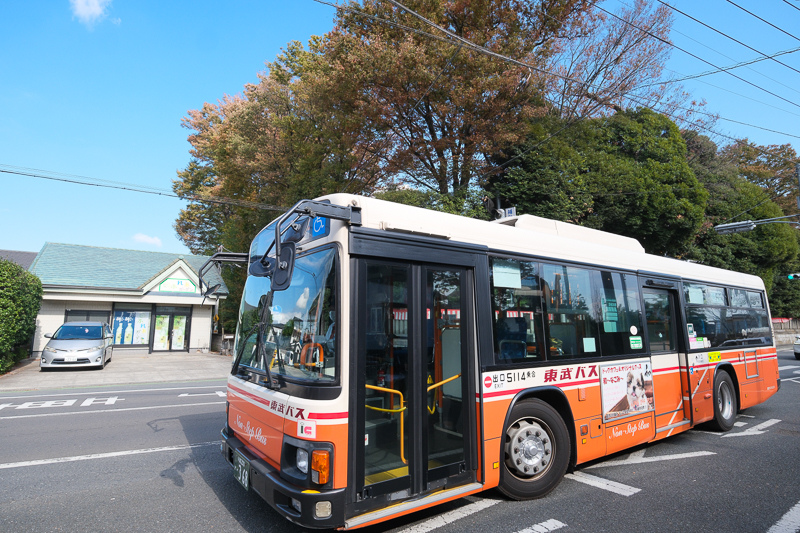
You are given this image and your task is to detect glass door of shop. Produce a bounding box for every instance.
[151,307,191,352]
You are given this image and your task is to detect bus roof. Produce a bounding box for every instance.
[318,193,765,291]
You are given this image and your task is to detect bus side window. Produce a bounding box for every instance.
[489,257,544,363]
[541,263,599,359]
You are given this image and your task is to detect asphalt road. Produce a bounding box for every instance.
[0,350,798,532]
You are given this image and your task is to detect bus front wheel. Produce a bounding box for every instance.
[709,370,736,432]
[499,398,570,500]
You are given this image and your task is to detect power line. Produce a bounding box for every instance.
[0,165,287,212]
[616,0,800,100]
[725,0,800,43]
[591,2,800,111]
[656,0,800,77]
[641,44,800,89]
[317,0,800,169]
[783,0,800,14]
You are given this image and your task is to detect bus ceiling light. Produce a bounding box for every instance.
[311,450,330,485]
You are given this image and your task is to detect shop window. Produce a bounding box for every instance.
[65,309,110,324]
[112,304,153,345]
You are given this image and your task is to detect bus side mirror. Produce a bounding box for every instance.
[271,242,296,292]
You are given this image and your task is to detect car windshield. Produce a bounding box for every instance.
[53,325,103,340]
[234,247,337,384]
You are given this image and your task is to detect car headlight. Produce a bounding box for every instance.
[88,344,105,351]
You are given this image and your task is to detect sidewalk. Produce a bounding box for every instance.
[0,350,232,392]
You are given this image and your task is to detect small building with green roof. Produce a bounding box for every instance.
[29,243,228,354]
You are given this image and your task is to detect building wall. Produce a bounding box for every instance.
[33,295,220,355]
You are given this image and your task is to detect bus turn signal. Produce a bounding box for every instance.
[311,450,330,485]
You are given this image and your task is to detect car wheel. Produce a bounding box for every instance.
[498,398,570,500]
[708,370,736,432]
[795,351,800,361]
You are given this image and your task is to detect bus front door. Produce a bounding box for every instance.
[643,287,692,436]
[353,260,476,514]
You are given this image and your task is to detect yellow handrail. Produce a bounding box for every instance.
[365,384,407,464]
[427,373,461,393]
[426,373,461,414]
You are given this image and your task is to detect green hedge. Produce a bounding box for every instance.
[0,259,42,374]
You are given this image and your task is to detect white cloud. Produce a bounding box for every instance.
[132,233,163,247]
[70,0,113,27]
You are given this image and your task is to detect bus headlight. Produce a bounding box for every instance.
[296,448,309,474]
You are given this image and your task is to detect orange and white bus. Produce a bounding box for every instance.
[207,194,780,529]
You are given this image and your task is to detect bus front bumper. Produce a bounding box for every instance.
[221,427,346,529]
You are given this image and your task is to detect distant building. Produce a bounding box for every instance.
[28,243,228,355]
[0,249,37,270]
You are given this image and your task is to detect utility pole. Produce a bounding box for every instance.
[796,163,800,210]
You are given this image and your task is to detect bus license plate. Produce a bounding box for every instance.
[233,450,250,490]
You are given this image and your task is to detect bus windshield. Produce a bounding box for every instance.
[234,247,337,384]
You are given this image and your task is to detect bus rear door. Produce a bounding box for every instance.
[642,284,692,438]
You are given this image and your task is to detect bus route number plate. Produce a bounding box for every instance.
[233,449,250,490]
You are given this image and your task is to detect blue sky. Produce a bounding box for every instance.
[1,0,798,256]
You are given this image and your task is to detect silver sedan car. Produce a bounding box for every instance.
[40,322,114,370]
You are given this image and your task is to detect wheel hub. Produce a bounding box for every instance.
[505,419,552,478]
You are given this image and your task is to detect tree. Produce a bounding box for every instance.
[0,260,42,373]
[768,256,800,318]
[317,0,591,197]
[682,131,798,293]
[720,139,800,216]
[545,0,708,129]
[491,108,707,256]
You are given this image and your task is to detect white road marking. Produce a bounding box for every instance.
[0,401,224,420]
[734,421,747,427]
[0,384,224,401]
[513,519,567,533]
[585,450,715,468]
[400,498,500,533]
[178,391,226,397]
[565,472,640,496]
[0,441,219,470]
[778,365,800,371]
[722,419,781,438]
[768,500,800,533]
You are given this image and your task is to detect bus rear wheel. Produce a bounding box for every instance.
[709,370,736,432]
[499,398,570,500]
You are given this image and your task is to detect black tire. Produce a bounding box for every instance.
[794,351,800,361]
[498,398,570,500]
[709,370,736,432]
